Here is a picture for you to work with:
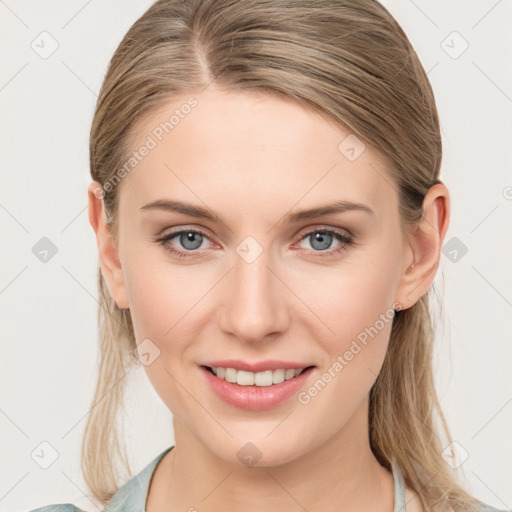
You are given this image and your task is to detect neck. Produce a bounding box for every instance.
[148,400,395,512]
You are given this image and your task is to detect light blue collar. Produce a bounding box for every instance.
[391,458,408,512]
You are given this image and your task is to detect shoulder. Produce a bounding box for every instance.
[404,486,510,512]
[103,445,175,511]
[27,505,86,512]
[475,502,511,512]
[25,447,174,512]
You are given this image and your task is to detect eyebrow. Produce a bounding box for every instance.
[139,199,375,223]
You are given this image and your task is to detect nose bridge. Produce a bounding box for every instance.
[219,239,289,342]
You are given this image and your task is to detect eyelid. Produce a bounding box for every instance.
[155,223,211,239]
[294,223,354,240]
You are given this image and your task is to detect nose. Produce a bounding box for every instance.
[217,247,290,344]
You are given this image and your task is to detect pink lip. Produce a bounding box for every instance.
[200,365,315,411]
[202,359,313,372]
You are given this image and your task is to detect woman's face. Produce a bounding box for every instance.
[110,86,413,466]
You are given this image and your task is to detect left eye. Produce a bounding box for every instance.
[296,229,353,254]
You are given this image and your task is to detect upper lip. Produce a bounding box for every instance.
[201,360,315,373]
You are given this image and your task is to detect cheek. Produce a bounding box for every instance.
[123,243,211,342]
[291,265,397,437]
[296,250,399,339]
[122,249,213,411]
[290,246,400,395]
[124,231,400,352]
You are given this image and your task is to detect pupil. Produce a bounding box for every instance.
[182,232,203,250]
[312,232,332,251]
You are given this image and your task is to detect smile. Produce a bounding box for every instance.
[206,366,309,387]
[200,364,316,411]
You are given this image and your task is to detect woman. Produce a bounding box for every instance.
[30,0,508,511]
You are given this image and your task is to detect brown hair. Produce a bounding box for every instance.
[84,1,480,510]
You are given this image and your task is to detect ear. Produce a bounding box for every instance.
[394,182,450,310]
[87,181,130,309]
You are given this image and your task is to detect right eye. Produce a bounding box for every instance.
[155,228,213,259]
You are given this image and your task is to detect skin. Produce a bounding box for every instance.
[88,85,449,512]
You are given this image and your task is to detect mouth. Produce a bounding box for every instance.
[201,365,316,387]
[200,363,316,410]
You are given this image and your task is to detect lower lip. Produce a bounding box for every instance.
[200,366,315,411]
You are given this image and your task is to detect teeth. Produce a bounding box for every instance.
[210,367,306,386]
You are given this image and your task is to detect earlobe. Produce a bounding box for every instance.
[87,181,130,309]
[395,183,450,309]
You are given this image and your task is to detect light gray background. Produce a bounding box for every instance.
[1,1,511,511]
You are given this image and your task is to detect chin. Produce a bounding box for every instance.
[203,433,307,469]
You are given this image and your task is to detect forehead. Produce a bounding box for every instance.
[120,87,398,219]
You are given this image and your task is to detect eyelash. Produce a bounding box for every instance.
[154,227,354,260]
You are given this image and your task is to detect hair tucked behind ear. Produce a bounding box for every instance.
[83,1,482,510]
